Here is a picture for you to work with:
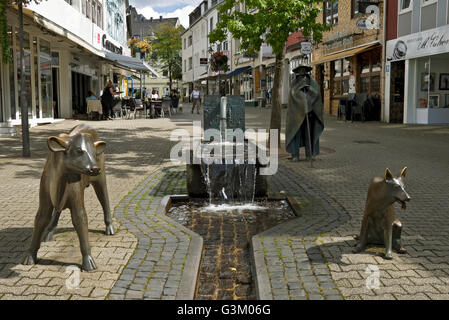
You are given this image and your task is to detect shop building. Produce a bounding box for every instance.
[312,0,384,119]
[0,0,153,133]
[385,0,449,124]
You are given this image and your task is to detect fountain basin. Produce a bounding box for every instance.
[161,194,302,300]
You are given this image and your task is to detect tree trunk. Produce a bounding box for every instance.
[169,64,173,91]
[19,3,30,157]
[269,51,285,146]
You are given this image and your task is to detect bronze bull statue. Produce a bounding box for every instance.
[23,124,114,271]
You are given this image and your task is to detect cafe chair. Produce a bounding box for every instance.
[338,99,348,121]
[133,99,145,119]
[351,93,367,122]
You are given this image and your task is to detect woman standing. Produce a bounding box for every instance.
[101,80,117,120]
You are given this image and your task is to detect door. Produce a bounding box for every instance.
[52,68,59,118]
[389,60,405,123]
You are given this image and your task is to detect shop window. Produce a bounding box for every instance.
[8,26,15,119]
[371,75,380,92]
[358,50,381,94]
[334,60,342,77]
[360,76,370,93]
[332,58,350,96]
[40,39,53,118]
[324,1,338,25]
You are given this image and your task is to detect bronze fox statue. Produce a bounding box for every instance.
[23,124,114,271]
[354,167,411,259]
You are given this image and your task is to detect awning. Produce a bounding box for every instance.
[312,42,380,65]
[104,51,160,77]
[227,66,251,78]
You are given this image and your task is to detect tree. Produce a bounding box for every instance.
[208,0,329,143]
[149,22,184,90]
[1,0,44,157]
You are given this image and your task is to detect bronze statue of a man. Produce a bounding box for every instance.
[285,65,324,162]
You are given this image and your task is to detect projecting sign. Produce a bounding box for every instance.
[200,58,208,65]
[300,42,312,55]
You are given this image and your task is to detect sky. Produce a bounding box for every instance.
[128,0,204,28]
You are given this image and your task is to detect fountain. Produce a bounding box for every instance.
[164,95,301,299]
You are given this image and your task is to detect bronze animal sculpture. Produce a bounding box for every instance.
[354,167,411,259]
[23,124,114,271]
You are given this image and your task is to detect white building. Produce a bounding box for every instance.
[181,0,232,99]
[181,0,305,107]
[385,0,449,124]
[0,0,153,134]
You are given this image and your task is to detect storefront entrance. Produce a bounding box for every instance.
[71,71,91,115]
[389,60,405,123]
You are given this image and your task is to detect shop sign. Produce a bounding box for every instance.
[102,34,123,55]
[387,24,449,62]
[200,58,208,65]
[300,42,312,55]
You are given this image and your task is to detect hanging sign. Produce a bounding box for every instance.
[300,41,313,55]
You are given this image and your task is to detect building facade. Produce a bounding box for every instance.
[385,0,449,124]
[312,0,384,119]
[128,5,181,97]
[0,0,137,131]
[181,0,307,107]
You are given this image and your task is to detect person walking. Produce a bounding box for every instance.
[191,86,201,114]
[101,80,118,119]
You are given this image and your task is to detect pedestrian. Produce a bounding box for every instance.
[101,80,118,120]
[191,86,201,114]
[170,89,179,114]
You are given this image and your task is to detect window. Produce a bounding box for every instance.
[86,0,91,18]
[163,70,168,77]
[184,60,186,72]
[400,0,412,11]
[97,4,102,28]
[223,41,228,51]
[65,0,73,5]
[332,58,350,96]
[324,1,338,25]
[91,2,96,24]
[210,17,214,32]
[359,49,381,94]
[421,0,437,6]
[188,57,192,70]
[188,35,192,47]
[352,0,360,17]
[184,38,186,49]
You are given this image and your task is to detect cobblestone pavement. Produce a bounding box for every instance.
[0,112,198,300]
[1,104,449,300]
[251,107,449,300]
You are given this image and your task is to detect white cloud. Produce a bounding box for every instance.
[137,5,195,29]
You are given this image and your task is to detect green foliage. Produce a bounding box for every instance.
[208,0,330,56]
[0,0,10,63]
[1,0,44,64]
[149,22,184,85]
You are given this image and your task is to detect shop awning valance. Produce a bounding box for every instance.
[227,66,252,78]
[104,52,160,77]
[312,42,380,65]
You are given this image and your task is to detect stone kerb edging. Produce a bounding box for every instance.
[159,195,203,300]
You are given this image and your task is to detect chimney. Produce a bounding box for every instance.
[160,16,163,21]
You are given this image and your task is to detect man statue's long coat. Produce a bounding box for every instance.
[285,74,324,157]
